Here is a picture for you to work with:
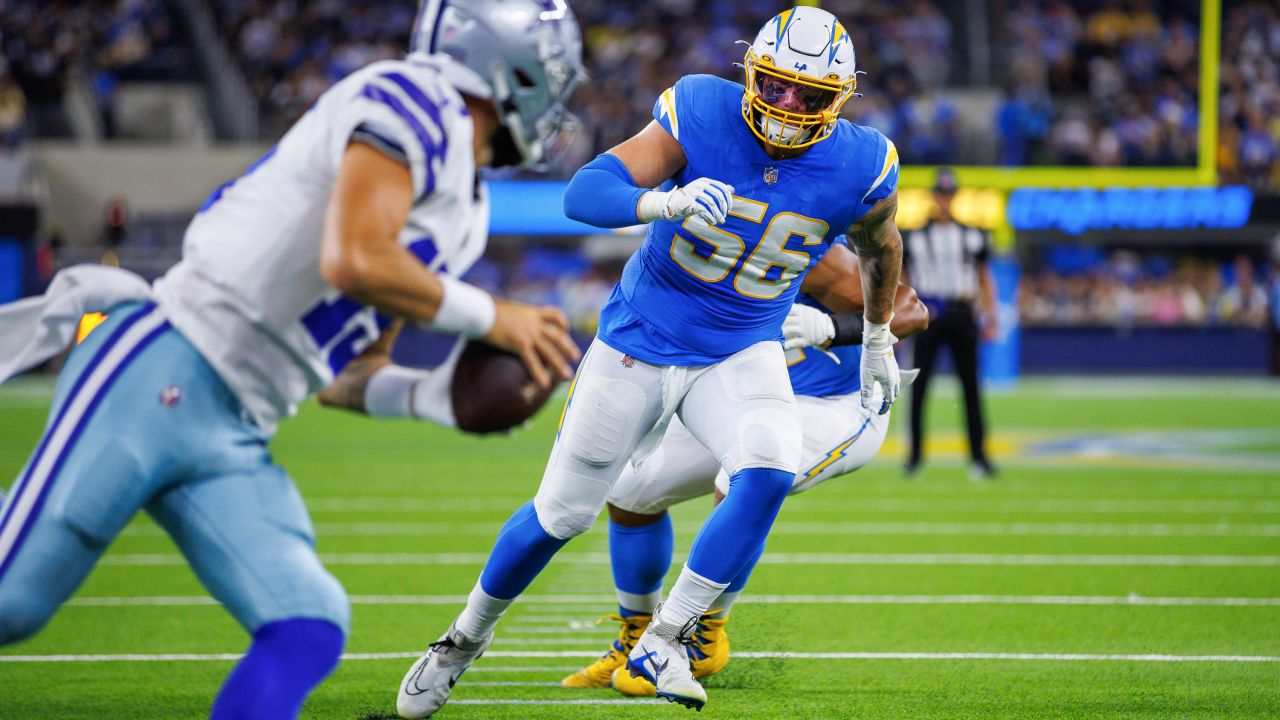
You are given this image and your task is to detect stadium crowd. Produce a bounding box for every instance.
[1218,0,1280,191]
[998,0,1200,167]
[199,0,1278,180]
[1021,251,1272,328]
[210,0,962,164]
[0,0,191,139]
[0,0,1275,184]
[211,0,416,138]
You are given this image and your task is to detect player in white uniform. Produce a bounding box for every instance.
[0,2,584,718]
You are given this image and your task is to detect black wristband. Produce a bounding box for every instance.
[830,313,863,346]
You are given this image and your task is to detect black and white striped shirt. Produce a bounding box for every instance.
[903,221,990,301]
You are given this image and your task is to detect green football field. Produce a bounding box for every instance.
[1,375,1279,719]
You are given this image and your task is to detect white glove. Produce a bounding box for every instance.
[782,304,835,350]
[860,317,900,415]
[637,177,734,225]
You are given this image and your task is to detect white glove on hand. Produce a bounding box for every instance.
[860,318,900,415]
[637,177,734,225]
[782,304,835,350]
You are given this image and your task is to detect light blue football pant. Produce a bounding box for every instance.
[0,302,348,644]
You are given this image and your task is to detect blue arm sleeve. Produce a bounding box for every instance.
[563,153,648,228]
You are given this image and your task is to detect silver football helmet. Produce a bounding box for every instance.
[411,0,586,168]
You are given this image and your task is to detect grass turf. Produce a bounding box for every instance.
[0,376,1278,718]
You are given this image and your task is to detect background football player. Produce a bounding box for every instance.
[398,6,904,715]
[561,246,928,693]
[0,2,583,718]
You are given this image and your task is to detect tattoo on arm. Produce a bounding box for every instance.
[316,320,402,414]
[845,194,903,325]
[316,355,392,414]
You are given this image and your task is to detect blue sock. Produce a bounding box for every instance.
[686,467,792,583]
[726,540,765,593]
[609,514,673,616]
[478,501,569,599]
[211,618,344,720]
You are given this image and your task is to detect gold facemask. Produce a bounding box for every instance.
[740,48,856,150]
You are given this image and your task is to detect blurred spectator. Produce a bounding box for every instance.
[0,68,29,148]
[0,0,192,138]
[1220,254,1270,327]
[1219,1,1280,190]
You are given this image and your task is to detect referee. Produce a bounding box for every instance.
[903,168,997,479]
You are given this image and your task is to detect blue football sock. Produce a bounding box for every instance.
[478,501,569,600]
[726,540,765,593]
[609,514,673,616]
[686,467,792,583]
[211,618,344,720]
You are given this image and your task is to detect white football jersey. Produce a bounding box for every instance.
[154,54,488,431]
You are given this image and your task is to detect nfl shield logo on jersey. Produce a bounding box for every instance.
[763,166,779,185]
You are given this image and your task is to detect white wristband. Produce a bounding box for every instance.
[635,190,671,223]
[431,275,496,337]
[364,364,424,418]
[364,363,457,427]
[863,314,895,349]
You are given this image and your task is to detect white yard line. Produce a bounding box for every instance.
[94,552,1280,567]
[287,496,1280,516]
[4,650,1276,663]
[451,699,657,705]
[460,676,560,681]
[119,519,1280,538]
[66,593,1280,608]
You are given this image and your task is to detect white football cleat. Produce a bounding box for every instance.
[396,622,493,719]
[625,605,707,711]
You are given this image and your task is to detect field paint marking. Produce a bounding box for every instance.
[463,682,562,687]
[733,652,1280,663]
[290,496,1280,516]
[120,519,1280,538]
[759,553,1280,567]
[306,497,524,513]
[95,552,1280,568]
[505,626,612,635]
[66,593,1280,609]
[765,521,1280,537]
[452,699,657,706]
[465,666,578,673]
[5,650,1277,664]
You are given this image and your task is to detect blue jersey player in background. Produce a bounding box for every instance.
[560,245,929,695]
[398,7,906,715]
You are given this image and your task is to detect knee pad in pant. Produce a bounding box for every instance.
[534,467,610,539]
[730,405,802,476]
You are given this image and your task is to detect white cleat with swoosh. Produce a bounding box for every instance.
[396,622,493,719]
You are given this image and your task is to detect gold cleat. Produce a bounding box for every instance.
[610,614,731,697]
[560,614,651,688]
[687,615,730,678]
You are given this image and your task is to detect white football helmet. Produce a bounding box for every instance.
[741,6,858,149]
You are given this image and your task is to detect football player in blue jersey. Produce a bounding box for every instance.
[399,6,905,714]
[561,245,928,693]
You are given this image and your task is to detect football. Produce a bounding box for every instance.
[450,340,559,434]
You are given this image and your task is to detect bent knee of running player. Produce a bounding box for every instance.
[533,340,667,540]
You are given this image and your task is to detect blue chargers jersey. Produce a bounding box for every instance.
[786,294,861,397]
[597,74,899,366]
